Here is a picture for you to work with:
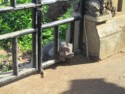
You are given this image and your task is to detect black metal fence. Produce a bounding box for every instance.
[0,0,84,86]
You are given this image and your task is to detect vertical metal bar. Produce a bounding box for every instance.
[70,21,75,51]
[10,0,16,7]
[32,0,37,68]
[117,0,123,12]
[37,4,42,73]
[54,26,59,59]
[12,37,18,76]
[79,0,85,50]
[79,21,83,50]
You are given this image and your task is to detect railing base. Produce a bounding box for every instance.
[0,68,37,87]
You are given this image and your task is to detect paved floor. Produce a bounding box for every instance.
[0,51,125,94]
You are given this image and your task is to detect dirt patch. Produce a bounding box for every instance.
[0,49,32,73]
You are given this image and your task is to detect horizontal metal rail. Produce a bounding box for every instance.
[42,0,68,5]
[0,68,37,87]
[0,16,81,40]
[0,0,68,13]
[0,3,37,13]
[42,17,80,29]
[0,28,35,40]
[0,60,56,87]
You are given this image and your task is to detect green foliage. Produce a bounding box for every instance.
[58,7,73,40]
[42,28,54,45]
[0,0,10,7]
[17,0,31,4]
[42,6,73,44]
[0,2,73,51]
[0,54,8,59]
[0,63,12,73]
[18,34,32,51]
[0,65,9,73]
[0,9,32,50]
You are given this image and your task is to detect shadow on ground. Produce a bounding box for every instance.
[45,54,95,70]
[61,79,125,94]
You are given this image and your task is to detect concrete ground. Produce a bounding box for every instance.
[0,51,125,94]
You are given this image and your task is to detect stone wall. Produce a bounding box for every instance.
[65,0,125,60]
[84,14,125,59]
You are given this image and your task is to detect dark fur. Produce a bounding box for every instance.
[85,0,116,17]
[42,42,74,62]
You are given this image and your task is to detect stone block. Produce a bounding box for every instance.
[84,14,125,59]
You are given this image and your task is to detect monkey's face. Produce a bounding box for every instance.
[59,42,74,61]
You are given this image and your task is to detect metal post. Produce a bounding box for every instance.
[36,0,42,73]
[12,37,18,76]
[32,0,37,68]
[54,26,59,59]
[70,21,75,51]
[79,0,85,50]
[10,0,16,7]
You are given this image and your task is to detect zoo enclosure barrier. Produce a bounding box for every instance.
[0,0,85,86]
